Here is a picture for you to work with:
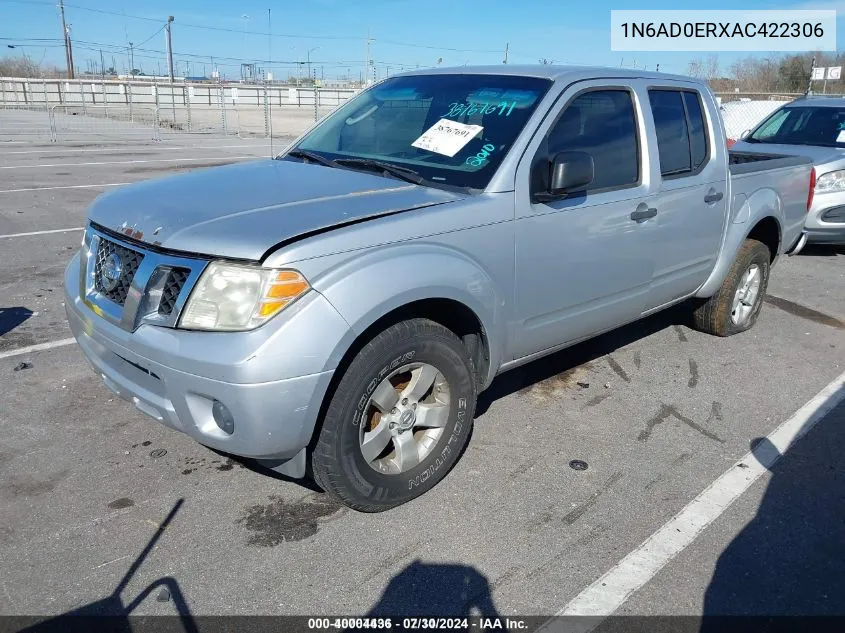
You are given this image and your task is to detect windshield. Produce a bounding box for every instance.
[747,105,845,147]
[287,74,552,191]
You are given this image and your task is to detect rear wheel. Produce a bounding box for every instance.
[693,238,771,337]
[311,319,476,512]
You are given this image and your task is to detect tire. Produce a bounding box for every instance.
[693,238,771,337]
[311,318,476,512]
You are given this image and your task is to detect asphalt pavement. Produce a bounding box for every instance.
[0,118,843,622]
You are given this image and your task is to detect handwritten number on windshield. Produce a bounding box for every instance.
[442,101,516,118]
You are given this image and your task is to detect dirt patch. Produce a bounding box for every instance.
[107,497,134,509]
[237,493,344,546]
[123,160,237,174]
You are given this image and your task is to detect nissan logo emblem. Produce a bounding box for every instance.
[100,252,123,292]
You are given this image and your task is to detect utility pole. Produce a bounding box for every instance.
[100,48,105,79]
[806,55,816,96]
[365,31,372,86]
[503,42,509,64]
[59,0,74,79]
[166,16,175,82]
[128,42,134,75]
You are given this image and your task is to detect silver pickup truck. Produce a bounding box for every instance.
[65,66,812,511]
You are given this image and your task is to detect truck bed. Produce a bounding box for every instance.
[728,150,811,176]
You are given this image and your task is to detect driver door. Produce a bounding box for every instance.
[511,80,658,360]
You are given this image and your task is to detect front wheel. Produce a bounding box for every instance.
[693,238,771,337]
[311,319,476,512]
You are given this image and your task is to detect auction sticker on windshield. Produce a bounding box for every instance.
[412,119,483,157]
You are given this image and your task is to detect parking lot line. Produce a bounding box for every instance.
[0,156,258,170]
[0,227,83,239]
[0,337,76,360]
[0,183,130,194]
[544,368,845,630]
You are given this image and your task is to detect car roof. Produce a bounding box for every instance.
[398,64,701,85]
[785,96,845,108]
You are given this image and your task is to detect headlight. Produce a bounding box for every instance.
[179,262,310,331]
[814,169,845,193]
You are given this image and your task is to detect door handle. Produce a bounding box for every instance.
[704,190,724,204]
[630,204,657,222]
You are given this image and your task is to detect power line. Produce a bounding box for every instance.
[135,23,167,48]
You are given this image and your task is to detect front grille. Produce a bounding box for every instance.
[158,268,190,316]
[94,238,144,305]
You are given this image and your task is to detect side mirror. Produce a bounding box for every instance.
[549,151,594,196]
[532,151,594,202]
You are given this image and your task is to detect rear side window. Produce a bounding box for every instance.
[648,89,710,177]
[546,89,640,191]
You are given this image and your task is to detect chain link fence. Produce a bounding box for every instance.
[0,77,354,144]
[715,92,803,143]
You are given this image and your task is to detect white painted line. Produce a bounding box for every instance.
[0,182,130,194]
[539,369,845,633]
[1,142,271,155]
[0,156,258,170]
[0,227,82,239]
[0,337,76,360]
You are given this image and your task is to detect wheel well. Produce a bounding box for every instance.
[747,217,780,263]
[304,299,490,461]
[354,299,490,387]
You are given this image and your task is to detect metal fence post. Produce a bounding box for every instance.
[1,81,5,104]
[51,106,57,142]
[153,106,160,141]
[184,85,192,132]
[79,81,86,112]
[218,83,228,135]
[314,87,318,122]
[127,83,133,123]
[263,82,270,138]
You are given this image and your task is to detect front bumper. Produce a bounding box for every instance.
[807,194,845,245]
[64,252,353,472]
[805,227,845,245]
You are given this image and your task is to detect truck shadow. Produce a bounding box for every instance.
[19,498,198,633]
[477,302,693,417]
[702,386,845,622]
[0,306,33,336]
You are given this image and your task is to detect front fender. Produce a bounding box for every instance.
[311,242,506,387]
[696,187,782,298]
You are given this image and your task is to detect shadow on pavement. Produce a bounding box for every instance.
[0,306,33,336]
[477,302,693,416]
[703,387,845,618]
[20,498,197,633]
[365,560,500,618]
[798,244,845,257]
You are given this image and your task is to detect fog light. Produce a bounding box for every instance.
[212,400,235,435]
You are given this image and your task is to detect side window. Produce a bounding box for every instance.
[648,89,711,177]
[683,92,708,170]
[546,89,639,191]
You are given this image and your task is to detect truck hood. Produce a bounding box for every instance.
[88,159,464,260]
[731,141,845,166]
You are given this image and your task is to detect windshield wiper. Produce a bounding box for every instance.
[333,158,426,186]
[285,149,338,168]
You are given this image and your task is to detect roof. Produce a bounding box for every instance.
[786,96,845,108]
[399,64,700,84]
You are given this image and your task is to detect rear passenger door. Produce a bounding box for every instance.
[645,87,728,310]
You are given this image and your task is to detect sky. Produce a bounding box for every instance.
[1,0,843,80]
